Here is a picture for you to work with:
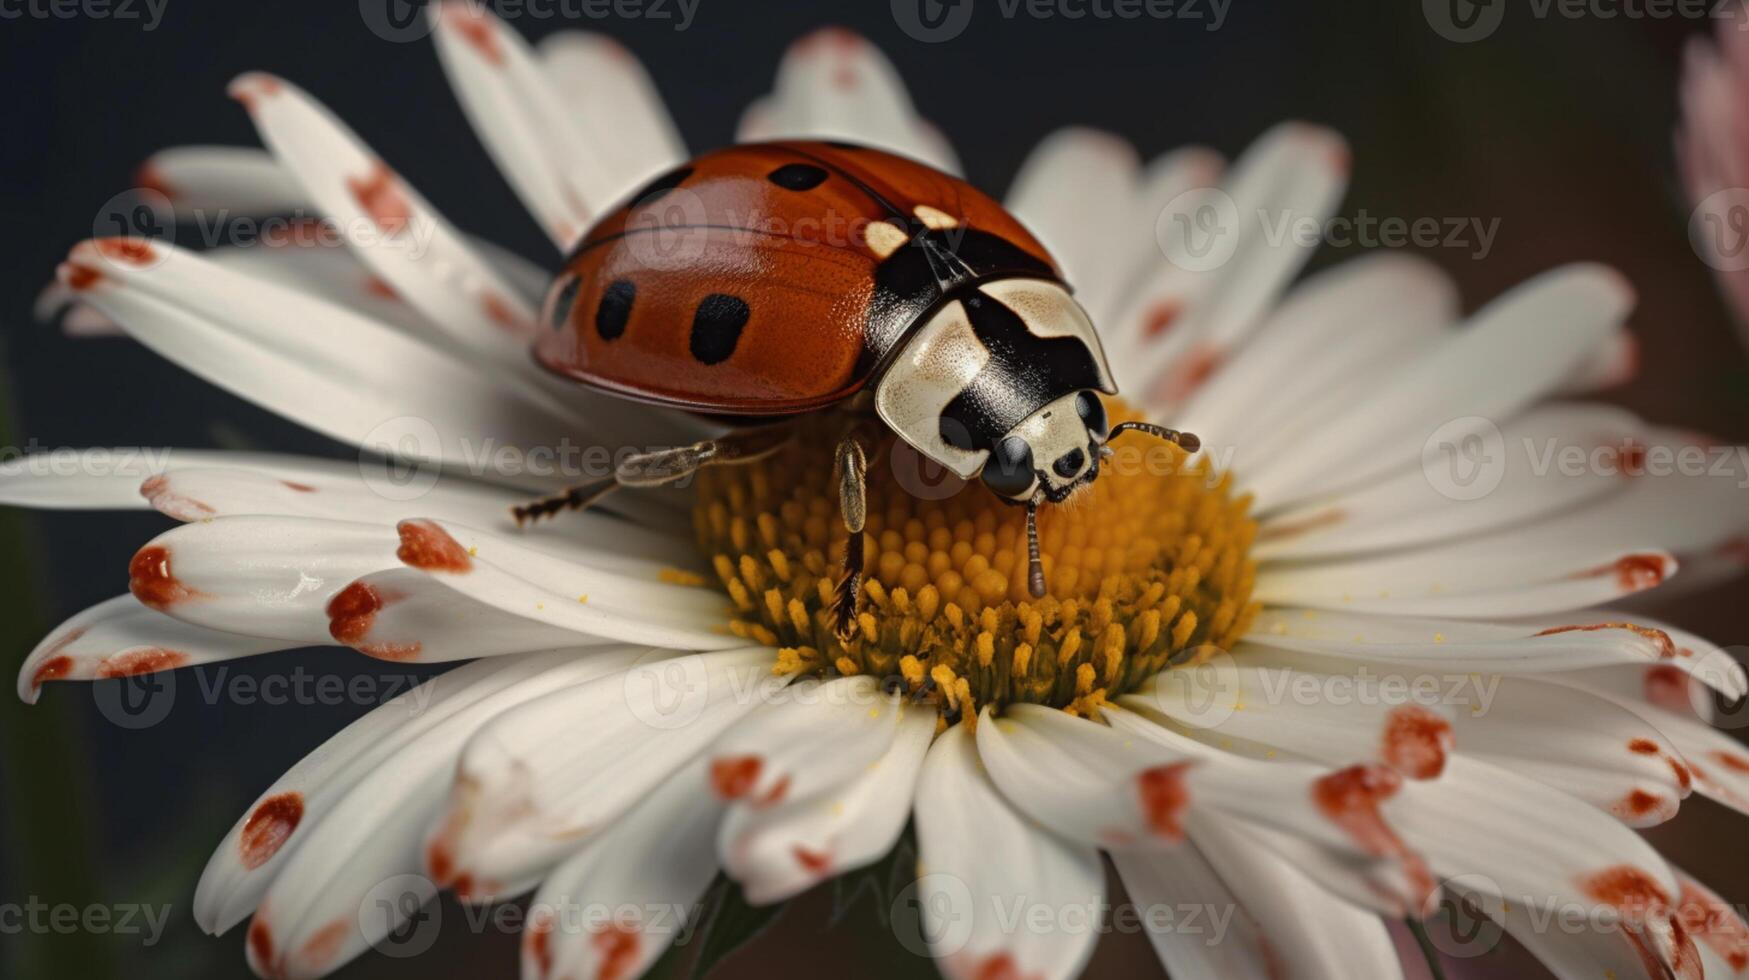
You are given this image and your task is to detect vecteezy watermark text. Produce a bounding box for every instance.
[0,0,167,29]
[893,0,1229,43]
[0,898,172,946]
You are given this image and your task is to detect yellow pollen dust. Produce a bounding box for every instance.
[693,401,1260,719]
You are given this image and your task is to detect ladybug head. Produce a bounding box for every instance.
[979,390,1110,505]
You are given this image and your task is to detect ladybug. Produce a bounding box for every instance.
[518,141,1199,637]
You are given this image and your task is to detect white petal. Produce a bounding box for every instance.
[1242,264,1633,510]
[1392,755,1695,977]
[1005,128,1139,314]
[1676,871,1749,980]
[427,647,784,892]
[19,595,287,704]
[1447,677,1691,827]
[719,696,933,905]
[0,448,357,512]
[129,516,399,642]
[137,145,309,213]
[139,466,699,571]
[244,648,647,979]
[1112,122,1349,407]
[325,568,599,663]
[1094,146,1225,334]
[1107,846,1279,980]
[1253,542,1677,618]
[913,724,1103,980]
[523,759,720,980]
[1126,821,1406,980]
[537,31,687,202]
[1176,253,1455,464]
[387,519,735,649]
[705,676,900,811]
[1572,690,1749,821]
[748,29,960,174]
[1132,662,1456,779]
[430,1,611,245]
[58,239,581,477]
[1244,608,1744,698]
[1255,403,1646,561]
[229,71,565,378]
[195,650,636,936]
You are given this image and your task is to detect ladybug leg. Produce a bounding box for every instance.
[510,427,793,527]
[831,433,870,644]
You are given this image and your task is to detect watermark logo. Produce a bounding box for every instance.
[361,874,442,958]
[1156,187,1241,273]
[1422,416,1507,502]
[1422,879,1507,958]
[893,0,977,41]
[892,873,976,957]
[1691,188,1749,273]
[359,0,434,42]
[624,654,712,730]
[360,416,445,502]
[92,672,176,730]
[894,0,1228,42]
[1423,0,1505,42]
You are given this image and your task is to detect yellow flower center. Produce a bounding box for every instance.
[694,399,1259,720]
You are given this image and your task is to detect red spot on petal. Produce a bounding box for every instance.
[833,64,859,89]
[1574,554,1668,592]
[97,647,188,679]
[710,756,762,800]
[93,237,156,265]
[526,915,555,978]
[794,846,832,875]
[1611,441,1648,477]
[326,581,420,660]
[1678,877,1749,972]
[756,774,791,809]
[300,920,349,970]
[248,919,276,970]
[134,161,177,200]
[1155,345,1222,404]
[1671,758,1693,792]
[62,262,103,291]
[140,474,215,521]
[1716,536,1749,566]
[1580,866,1702,980]
[1381,705,1453,780]
[327,581,388,645]
[1613,788,1671,821]
[129,545,201,610]
[1536,622,1676,660]
[363,276,397,300]
[346,162,412,236]
[240,792,304,870]
[1314,764,1434,913]
[480,290,527,334]
[1711,750,1749,775]
[426,839,455,886]
[281,481,316,493]
[229,74,283,112]
[592,924,640,980]
[447,5,504,65]
[1629,739,1660,755]
[1139,299,1183,338]
[397,519,472,572]
[969,952,1040,980]
[1645,665,1692,714]
[31,655,75,693]
[1137,762,1193,841]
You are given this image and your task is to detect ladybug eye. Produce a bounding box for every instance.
[547,276,581,331]
[1075,391,1109,438]
[982,436,1036,499]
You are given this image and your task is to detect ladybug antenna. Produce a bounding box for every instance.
[1107,421,1201,454]
[1025,496,1046,598]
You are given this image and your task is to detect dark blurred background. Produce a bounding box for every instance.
[1,0,1747,977]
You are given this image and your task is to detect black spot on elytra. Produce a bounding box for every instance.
[767,163,829,191]
[690,293,750,365]
[549,276,581,331]
[632,166,693,207]
[596,280,635,340]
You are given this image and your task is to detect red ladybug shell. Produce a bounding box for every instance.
[535,141,1063,415]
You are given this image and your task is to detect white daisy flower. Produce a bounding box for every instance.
[14,7,1749,980]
